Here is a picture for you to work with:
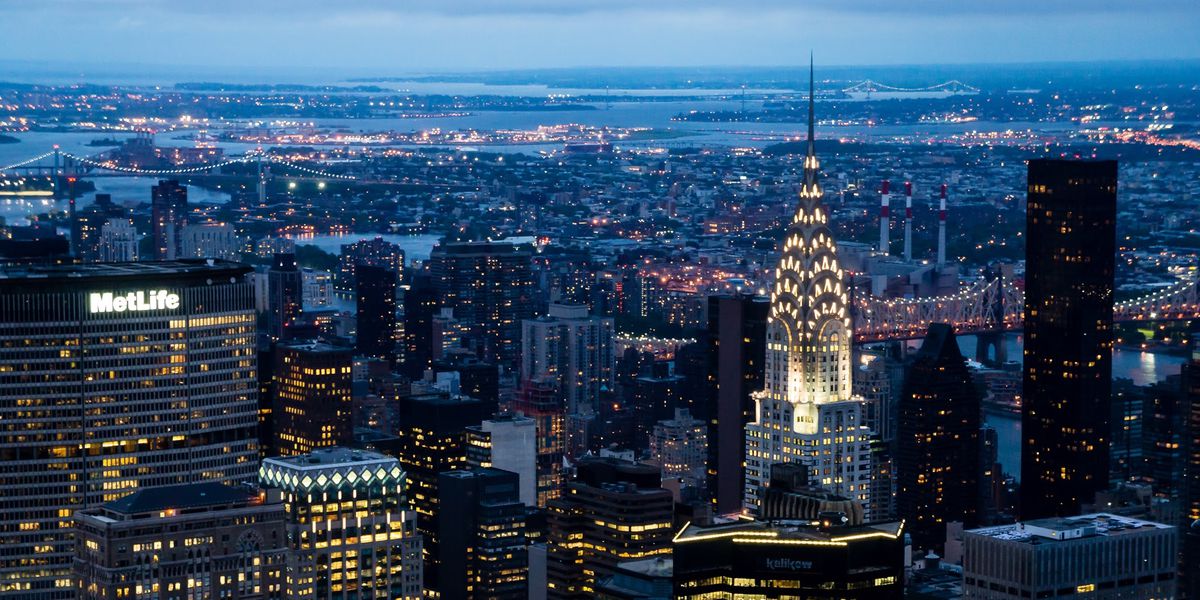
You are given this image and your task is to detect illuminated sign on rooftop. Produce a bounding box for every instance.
[89,290,180,314]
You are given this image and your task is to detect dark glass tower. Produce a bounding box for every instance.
[267,252,302,341]
[403,272,439,379]
[437,468,529,600]
[429,240,536,369]
[150,179,188,260]
[355,263,398,362]
[705,293,768,515]
[1020,159,1117,519]
[897,323,981,551]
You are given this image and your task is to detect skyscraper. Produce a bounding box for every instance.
[466,414,539,507]
[335,236,405,295]
[272,341,354,457]
[259,448,423,599]
[743,62,873,514]
[73,483,286,600]
[356,263,398,362]
[1181,357,1200,597]
[430,240,536,368]
[438,468,530,600]
[403,272,439,379]
[522,302,615,456]
[1021,159,1117,519]
[706,293,768,515]
[546,458,674,599]
[395,392,488,591]
[0,261,259,599]
[151,179,188,260]
[897,323,981,551]
[267,252,302,341]
[512,379,566,507]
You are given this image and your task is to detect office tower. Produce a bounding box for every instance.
[648,408,708,492]
[673,519,905,599]
[259,448,423,599]
[0,260,259,600]
[403,272,439,379]
[1021,159,1117,519]
[937,183,948,267]
[962,514,1177,599]
[852,344,905,445]
[356,263,398,362]
[438,468,530,600]
[878,179,891,255]
[434,352,500,415]
[546,458,674,598]
[272,341,353,457]
[744,63,873,514]
[151,179,188,259]
[74,483,286,600]
[432,307,467,359]
[897,323,981,551]
[180,221,240,260]
[95,218,139,262]
[76,193,128,261]
[705,293,768,515]
[335,236,404,295]
[0,223,71,266]
[1184,359,1200,598]
[1110,378,1145,485]
[267,252,302,341]
[522,302,615,456]
[395,392,488,590]
[626,362,687,450]
[467,414,539,507]
[300,267,332,308]
[759,462,865,524]
[512,379,566,506]
[430,240,536,367]
[903,180,913,261]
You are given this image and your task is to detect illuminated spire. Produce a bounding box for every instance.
[766,56,853,406]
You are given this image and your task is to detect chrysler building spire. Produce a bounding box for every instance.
[765,56,852,407]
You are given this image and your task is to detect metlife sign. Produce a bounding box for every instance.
[89,290,181,314]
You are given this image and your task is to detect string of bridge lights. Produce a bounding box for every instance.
[0,149,355,180]
[0,151,57,171]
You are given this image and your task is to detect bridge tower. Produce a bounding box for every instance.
[975,265,1009,365]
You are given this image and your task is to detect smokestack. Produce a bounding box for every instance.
[937,183,947,267]
[903,181,913,262]
[879,180,891,256]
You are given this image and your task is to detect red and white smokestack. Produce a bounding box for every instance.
[879,179,891,256]
[937,183,948,268]
[903,181,913,262]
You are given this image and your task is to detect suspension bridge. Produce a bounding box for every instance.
[841,80,981,95]
[852,275,1200,344]
[1,148,357,181]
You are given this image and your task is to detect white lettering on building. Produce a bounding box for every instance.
[89,290,181,314]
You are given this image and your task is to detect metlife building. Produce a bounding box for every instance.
[0,260,259,600]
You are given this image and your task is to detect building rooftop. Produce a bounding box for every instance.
[263,447,394,471]
[100,482,259,516]
[674,518,904,546]
[0,258,250,281]
[967,513,1173,543]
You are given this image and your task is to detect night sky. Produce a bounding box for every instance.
[1,0,1197,74]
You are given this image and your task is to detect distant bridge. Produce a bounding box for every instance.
[842,80,981,95]
[1,148,356,181]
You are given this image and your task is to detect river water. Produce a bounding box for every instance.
[953,332,1188,480]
